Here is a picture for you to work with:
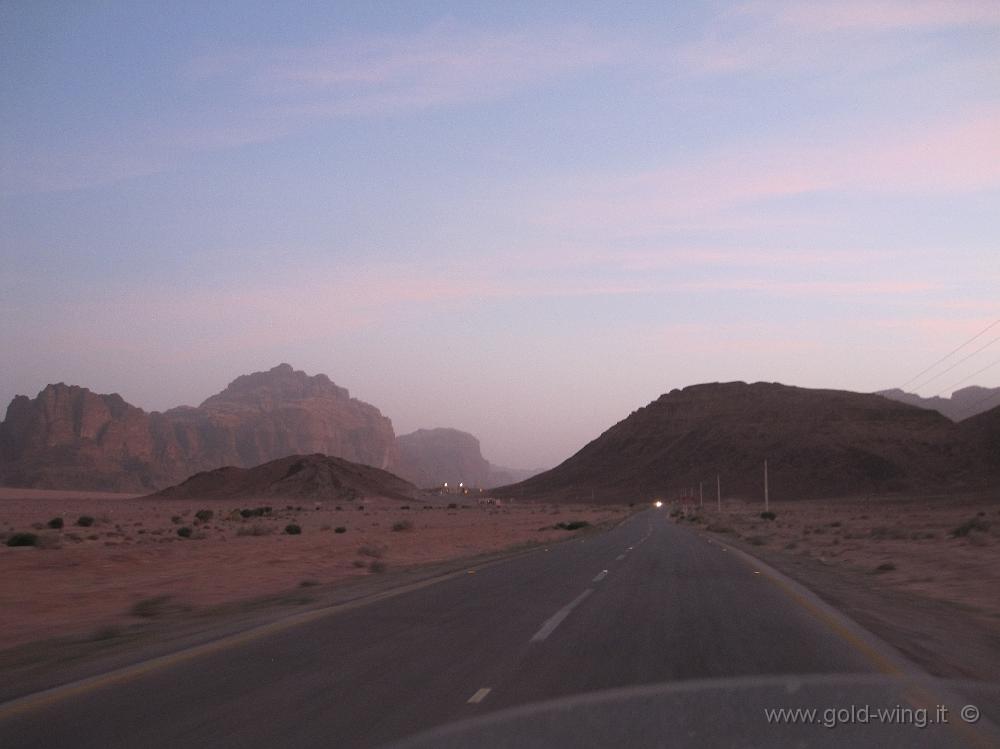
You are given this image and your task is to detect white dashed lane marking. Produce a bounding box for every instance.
[467,688,491,704]
[592,570,608,583]
[530,589,594,643]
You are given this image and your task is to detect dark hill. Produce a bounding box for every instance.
[151,453,418,502]
[495,382,977,503]
[956,404,1000,478]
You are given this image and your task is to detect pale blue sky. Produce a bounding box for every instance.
[2,1,998,468]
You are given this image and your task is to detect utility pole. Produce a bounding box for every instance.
[699,482,703,508]
[764,459,769,513]
[716,474,721,512]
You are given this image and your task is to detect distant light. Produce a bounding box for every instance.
[459,482,464,487]
[654,501,663,508]
[444,483,448,487]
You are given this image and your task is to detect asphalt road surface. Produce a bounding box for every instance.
[2,509,998,748]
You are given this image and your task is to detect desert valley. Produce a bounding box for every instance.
[1,364,998,697]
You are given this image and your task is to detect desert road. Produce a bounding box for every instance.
[2,509,999,748]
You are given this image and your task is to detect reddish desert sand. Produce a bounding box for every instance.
[0,488,628,651]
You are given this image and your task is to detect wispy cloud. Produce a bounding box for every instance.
[535,108,1000,233]
[181,22,622,146]
[750,0,1000,32]
[679,0,1000,76]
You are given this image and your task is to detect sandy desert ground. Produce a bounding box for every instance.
[675,491,1000,680]
[0,488,628,651]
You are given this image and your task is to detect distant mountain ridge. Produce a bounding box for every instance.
[394,427,540,488]
[0,364,534,492]
[495,381,997,503]
[877,386,1000,421]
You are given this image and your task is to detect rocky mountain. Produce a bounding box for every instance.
[395,428,492,488]
[877,386,1000,421]
[152,453,418,502]
[0,365,397,492]
[494,381,983,503]
[393,428,541,488]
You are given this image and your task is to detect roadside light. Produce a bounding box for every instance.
[654,501,663,508]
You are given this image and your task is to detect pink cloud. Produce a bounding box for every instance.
[536,109,1000,233]
[189,23,623,122]
[756,0,1000,32]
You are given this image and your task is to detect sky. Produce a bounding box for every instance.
[1,1,998,470]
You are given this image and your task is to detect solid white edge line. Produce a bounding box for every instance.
[530,589,594,643]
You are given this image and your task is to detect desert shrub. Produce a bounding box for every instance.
[171,515,182,524]
[335,506,342,511]
[6,532,38,547]
[47,517,64,530]
[130,595,175,618]
[358,544,383,558]
[195,509,214,523]
[400,506,410,510]
[284,524,302,535]
[760,511,776,521]
[555,520,591,531]
[91,625,123,641]
[391,520,413,532]
[334,526,347,534]
[299,579,320,587]
[76,515,95,527]
[368,560,386,573]
[746,535,767,546]
[351,559,367,568]
[240,509,254,518]
[706,524,733,534]
[447,503,458,509]
[951,517,991,538]
[236,524,274,536]
[873,562,896,573]
[177,526,192,538]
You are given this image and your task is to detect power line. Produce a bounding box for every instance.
[910,333,1000,392]
[899,317,1000,390]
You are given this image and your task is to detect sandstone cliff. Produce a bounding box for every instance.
[0,364,397,492]
[395,428,493,488]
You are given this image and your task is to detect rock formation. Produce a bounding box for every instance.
[0,364,397,492]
